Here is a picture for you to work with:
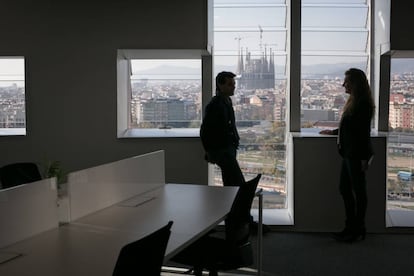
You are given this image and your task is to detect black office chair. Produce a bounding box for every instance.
[172,174,261,276]
[113,220,173,276]
[0,162,42,189]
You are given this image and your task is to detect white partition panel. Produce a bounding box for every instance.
[0,178,58,248]
[67,150,165,221]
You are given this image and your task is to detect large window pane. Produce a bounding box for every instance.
[0,57,26,135]
[214,0,288,209]
[215,31,286,55]
[215,5,286,30]
[302,6,368,28]
[388,58,414,212]
[301,1,370,130]
[302,31,368,52]
[301,55,368,126]
[303,0,367,4]
[130,59,201,129]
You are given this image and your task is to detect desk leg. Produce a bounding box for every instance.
[257,193,263,276]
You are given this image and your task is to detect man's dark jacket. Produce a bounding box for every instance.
[200,95,240,152]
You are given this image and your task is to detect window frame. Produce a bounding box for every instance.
[117,49,212,138]
[384,52,414,227]
[0,56,26,136]
[298,0,372,131]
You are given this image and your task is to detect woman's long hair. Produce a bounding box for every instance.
[343,68,375,118]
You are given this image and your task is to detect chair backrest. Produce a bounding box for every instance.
[0,162,42,189]
[225,174,261,244]
[113,221,173,276]
[169,177,260,273]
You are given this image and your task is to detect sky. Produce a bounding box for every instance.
[214,0,369,67]
[0,58,24,87]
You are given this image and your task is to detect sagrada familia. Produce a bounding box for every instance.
[236,47,276,90]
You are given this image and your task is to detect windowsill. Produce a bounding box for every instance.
[0,128,26,136]
[291,129,387,138]
[118,128,200,138]
[217,208,293,226]
[291,129,326,137]
[387,209,414,227]
[251,208,294,225]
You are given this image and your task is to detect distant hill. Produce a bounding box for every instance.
[301,63,366,78]
[391,59,414,74]
[133,65,200,77]
[132,60,414,80]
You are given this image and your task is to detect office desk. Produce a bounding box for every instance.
[73,184,239,258]
[0,184,238,276]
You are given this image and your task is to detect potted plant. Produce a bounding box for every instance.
[43,160,66,195]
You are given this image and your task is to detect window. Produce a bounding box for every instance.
[387,58,414,215]
[130,59,201,129]
[0,57,26,136]
[117,50,209,138]
[301,0,370,130]
[213,0,288,209]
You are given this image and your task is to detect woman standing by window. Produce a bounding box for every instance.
[320,68,375,242]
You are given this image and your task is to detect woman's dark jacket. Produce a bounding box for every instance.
[334,101,373,160]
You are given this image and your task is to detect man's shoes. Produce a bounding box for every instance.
[250,221,271,235]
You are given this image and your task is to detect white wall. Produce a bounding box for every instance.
[373,0,391,132]
[374,0,391,51]
[0,0,208,185]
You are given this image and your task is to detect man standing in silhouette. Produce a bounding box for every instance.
[200,71,245,187]
[200,71,269,234]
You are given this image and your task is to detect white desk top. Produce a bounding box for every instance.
[0,184,238,276]
[73,184,238,257]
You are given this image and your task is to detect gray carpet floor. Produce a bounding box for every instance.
[257,231,414,276]
[166,231,414,276]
